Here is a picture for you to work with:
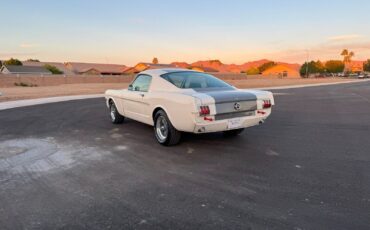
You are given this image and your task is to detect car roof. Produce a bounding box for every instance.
[140,68,197,76]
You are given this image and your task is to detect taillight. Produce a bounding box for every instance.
[263,100,272,109]
[199,105,210,116]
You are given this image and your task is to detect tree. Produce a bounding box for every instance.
[4,58,22,66]
[258,61,277,73]
[325,60,344,73]
[26,59,40,62]
[341,49,354,63]
[299,60,325,76]
[152,57,159,64]
[364,59,370,72]
[44,64,63,74]
[209,60,222,64]
[246,67,260,75]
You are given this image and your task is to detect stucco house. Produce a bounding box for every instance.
[262,64,300,78]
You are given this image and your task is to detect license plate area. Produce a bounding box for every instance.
[228,118,243,129]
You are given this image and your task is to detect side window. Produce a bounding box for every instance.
[130,75,152,92]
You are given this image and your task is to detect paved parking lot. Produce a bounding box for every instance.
[0,82,369,229]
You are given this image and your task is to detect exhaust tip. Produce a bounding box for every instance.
[198,127,206,133]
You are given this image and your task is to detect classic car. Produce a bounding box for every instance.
[105,69,274,146]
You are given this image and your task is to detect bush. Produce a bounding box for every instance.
[26,59,40,62]
[258,61,277,73]
[44,64,63,74]
[246,67,260,75]
[14,82,38,87]
[4,58,22,66]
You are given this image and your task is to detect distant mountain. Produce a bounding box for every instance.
[184,59,300,73]
[172,59,301,73]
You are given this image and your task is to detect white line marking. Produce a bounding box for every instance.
[273,93,291,95]
[254,79,370,90]
[0,94,103,111]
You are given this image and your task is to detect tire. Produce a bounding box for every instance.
[154,110,181,146]
[223,128,244,137]
[109,102,124,124]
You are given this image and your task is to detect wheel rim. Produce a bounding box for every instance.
[110,106,116,121]
[156,116,168,142]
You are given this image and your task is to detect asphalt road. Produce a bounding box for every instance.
[0,82,369,230]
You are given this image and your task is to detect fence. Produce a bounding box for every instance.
[0,73,281,88]
[0,74,136,87]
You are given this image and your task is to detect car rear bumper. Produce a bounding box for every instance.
[192,112,269,133]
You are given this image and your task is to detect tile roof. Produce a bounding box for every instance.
[66,62,126,74]
[2,65,51,74]
[22,61,74,75]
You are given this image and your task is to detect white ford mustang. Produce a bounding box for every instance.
[105,69,274,146]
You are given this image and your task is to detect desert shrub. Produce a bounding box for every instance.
[44,64,63,74]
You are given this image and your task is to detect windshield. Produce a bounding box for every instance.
[161,71,233,90]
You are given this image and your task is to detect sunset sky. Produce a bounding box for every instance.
[1,0,370,65]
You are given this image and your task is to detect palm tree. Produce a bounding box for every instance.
[341,49,354,63]
[341,49,355,72]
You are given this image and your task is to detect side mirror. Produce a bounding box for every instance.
[135,86,140,91]
[128,84,133,91]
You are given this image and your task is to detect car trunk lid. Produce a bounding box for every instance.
[191,89,258,120]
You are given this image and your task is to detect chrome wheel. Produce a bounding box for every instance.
[155,115,168,142]
[109,102,124,124]
[110,106,116,121]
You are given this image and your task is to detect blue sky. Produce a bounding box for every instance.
[1,0,370,65]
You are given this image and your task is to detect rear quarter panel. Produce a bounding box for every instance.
[148,92,198,132]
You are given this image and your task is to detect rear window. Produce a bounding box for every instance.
[161,71,233,89]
